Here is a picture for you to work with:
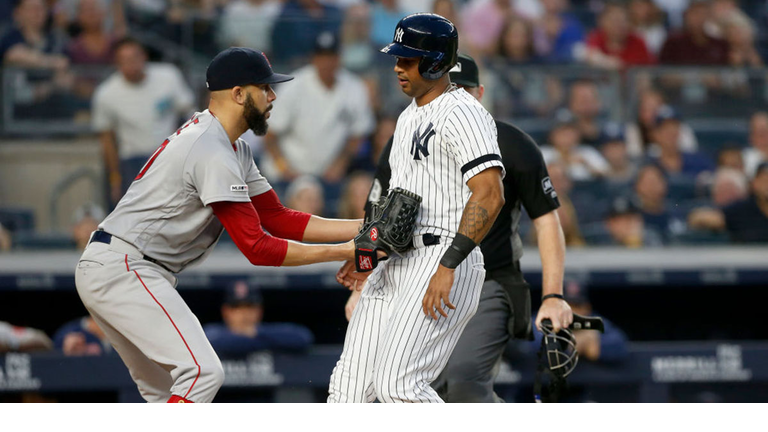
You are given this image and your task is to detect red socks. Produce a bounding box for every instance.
[167,395,194,403]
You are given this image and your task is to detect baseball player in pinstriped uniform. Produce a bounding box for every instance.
[75,48,366,403]
[328,13,506,403]
[341,55,574,402]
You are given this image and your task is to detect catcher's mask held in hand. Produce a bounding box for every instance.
[534,314,605,403]
[355,188,422,272]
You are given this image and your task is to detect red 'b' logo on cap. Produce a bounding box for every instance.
[370,227,379,241]
[359,256,373,271]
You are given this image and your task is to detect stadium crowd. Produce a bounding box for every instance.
[1,0,768,252]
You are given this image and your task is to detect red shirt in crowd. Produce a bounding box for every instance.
[658,32,729,65]
[586,30,655,67]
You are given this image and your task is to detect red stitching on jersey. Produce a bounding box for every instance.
[133,270,201,399]
[125,255,129,272]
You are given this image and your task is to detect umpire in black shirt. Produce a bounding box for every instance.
[338,54,573,402]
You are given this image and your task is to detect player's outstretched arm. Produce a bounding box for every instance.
[211,201,355,267]
[422,167,505,320]
[250,189,362,243]
[532,211,572,332]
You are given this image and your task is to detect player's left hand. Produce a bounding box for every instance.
[535,298,573,333]
[422,265,456,320]
[336,260,371,291]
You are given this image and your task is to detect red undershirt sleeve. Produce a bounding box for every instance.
[210,200,288,267]
[250,189,311,241]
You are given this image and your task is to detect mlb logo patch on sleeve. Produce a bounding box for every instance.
[542,177,557,198]
[231,185,248,192]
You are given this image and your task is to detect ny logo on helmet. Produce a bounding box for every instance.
[395,27,405,43]
[411,122,435,161]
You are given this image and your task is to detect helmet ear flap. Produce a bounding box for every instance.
[419,51,446,80]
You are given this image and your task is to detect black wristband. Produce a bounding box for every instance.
[542,293,565,302]
[439,234,476,269]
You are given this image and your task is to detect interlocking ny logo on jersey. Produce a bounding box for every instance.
[411,122,435,161]
[395,27,404,43]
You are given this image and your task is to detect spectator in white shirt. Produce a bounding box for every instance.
[541,119,610,181]
[91,37,194,205]
[263,31,374,183]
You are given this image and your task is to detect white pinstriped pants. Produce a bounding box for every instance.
[328,243,485,403]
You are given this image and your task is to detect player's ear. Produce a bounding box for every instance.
[231,86,246,105]
[478,84,485,102]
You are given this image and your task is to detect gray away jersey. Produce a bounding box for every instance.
[389,87,504,239]
[100,109,272,273]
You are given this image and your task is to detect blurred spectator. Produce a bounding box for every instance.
[0,321,52,352]
[92,37,194,205]
[531,280,628,362]
[532,0,584,64]
[723,162,768,242]
[460,0,513,55]
[270,0,343,68]
[0,0,67,69]
[599,196,663,247]
[717,145,744,172]
[584,2,654,70]
[722,13,762,67]
[71,203,105,250]
[218,0,281,55]
[659,0,729,65]
[634,163,687,242]
[65,0,116,65]
[337,171,374,219]
[600,123,637,185]
[706,0,751,39]
[432,0,459,31]
[53,316,110,356]
[204,281,314,358]
[541,120,609,181]
[54,0,127,38]
[566,80,603,145]
[263,32,374,183]
[370,0,406,48]
[687,167,748,230]
[625,89,699,158]
[628,0,666,56]
[285,175,325,216]
[744,112,768,177]
[688,162,768,242]
[648,106,714,179]
[340,2,375,73]
[544,162,585,246]
[0,224,11,251]
[494,16,540,64]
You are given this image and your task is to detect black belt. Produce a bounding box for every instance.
[90,230,173,273]
[407,233,441,248]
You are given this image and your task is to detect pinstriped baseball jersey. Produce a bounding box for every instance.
[389,86,505,239]
[100,109,272,273]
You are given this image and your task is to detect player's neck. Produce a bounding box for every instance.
[415,79,451,107]
[208,103,247,143]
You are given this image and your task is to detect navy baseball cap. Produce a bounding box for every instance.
[563,279,589,305]
[314,31,340,54]
[224,280,263,306]
[206,47,293,91]
[606,196,641,218]
[449,54,480,87]
[653,105,681,127]
[599,122,625,145]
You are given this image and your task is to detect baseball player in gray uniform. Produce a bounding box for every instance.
[327,14,505,403]
[75,48,364,403]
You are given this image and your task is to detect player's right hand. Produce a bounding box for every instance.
[336,260,371,291]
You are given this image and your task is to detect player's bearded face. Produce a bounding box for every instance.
[243,93,269,136]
